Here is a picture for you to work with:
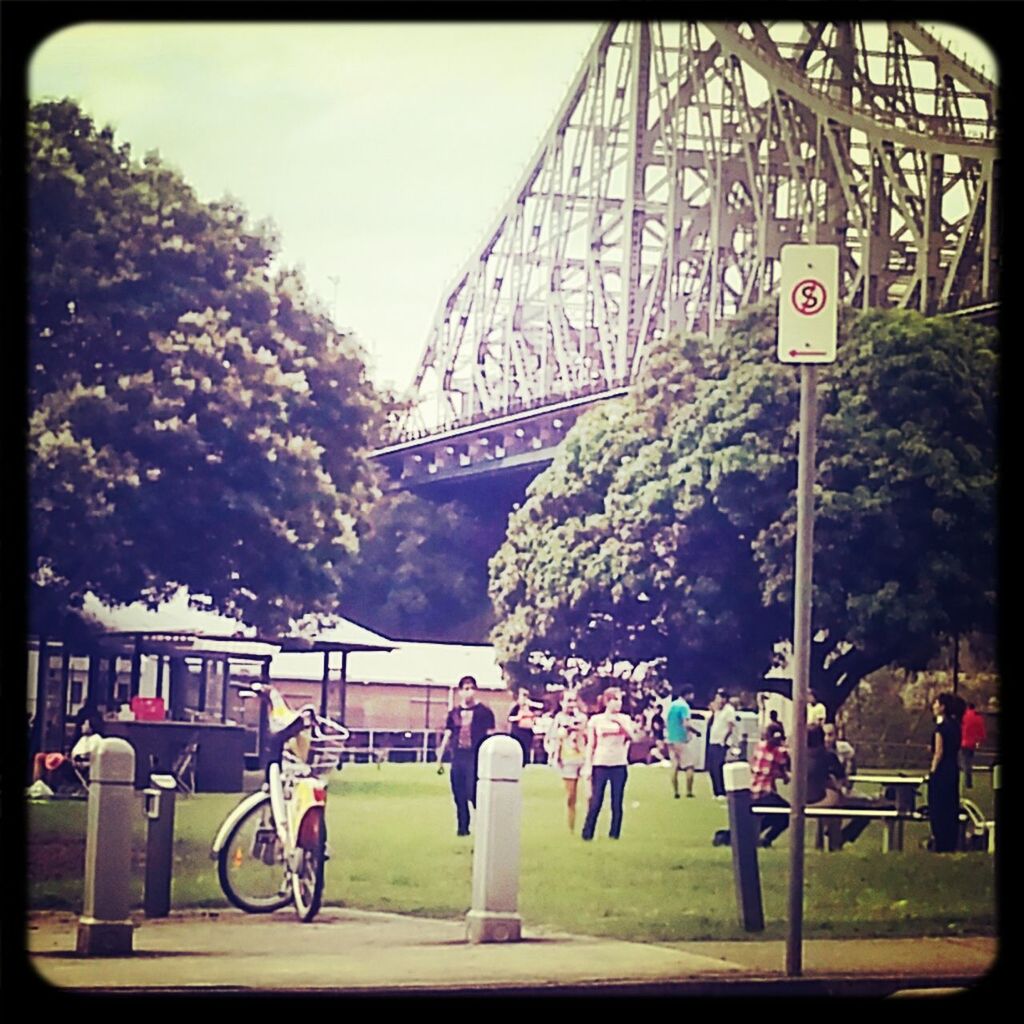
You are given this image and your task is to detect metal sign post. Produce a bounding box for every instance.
[777,243,837,977]
[785,362,817,977]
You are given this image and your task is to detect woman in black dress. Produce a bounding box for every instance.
[927,692,962,852]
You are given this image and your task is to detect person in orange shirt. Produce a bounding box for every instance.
[508,687,542,766]
[580,686,641,841]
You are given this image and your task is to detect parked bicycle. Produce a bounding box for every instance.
[211,682,348,922]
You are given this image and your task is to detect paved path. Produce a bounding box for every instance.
[23,909,998,996]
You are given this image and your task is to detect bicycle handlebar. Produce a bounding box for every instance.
[230,680,349,738]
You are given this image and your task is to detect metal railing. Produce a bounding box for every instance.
[339,728,440,764]
[852,740,998,772]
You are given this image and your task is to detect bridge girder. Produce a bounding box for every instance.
[395,20,999,442]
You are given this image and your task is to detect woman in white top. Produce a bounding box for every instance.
[580,687,640,841]
[545,690,589,832]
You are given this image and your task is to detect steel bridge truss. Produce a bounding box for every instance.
[398,20,998,440]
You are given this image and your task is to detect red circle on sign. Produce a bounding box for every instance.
[791,279,827,316]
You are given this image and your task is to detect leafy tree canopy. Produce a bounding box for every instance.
[339,491,494,641]
[28,100,385,636]
[489,302,998,714]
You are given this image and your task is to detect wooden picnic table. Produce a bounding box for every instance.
[752,804,925,852]
[848,773,926,813]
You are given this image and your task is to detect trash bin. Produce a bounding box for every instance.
[143,772,177,917]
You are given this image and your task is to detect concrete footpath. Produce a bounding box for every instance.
[23,908,998,997]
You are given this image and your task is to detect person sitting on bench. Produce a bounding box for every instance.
[821,723,894,845]
[712,721,791,849]
[68,713,103,783]
[750,722,792,848]
[31,712,102,795]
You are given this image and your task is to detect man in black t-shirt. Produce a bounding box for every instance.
[810,723,893,846]
[436,676,496,836]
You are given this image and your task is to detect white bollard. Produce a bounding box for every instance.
[77,737,136,955]
[466,734,523,943]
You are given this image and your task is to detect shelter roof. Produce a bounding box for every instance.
[81,589,255,636]
[93,630,280,661]
[271,639,506,691]
[275,615,396,654]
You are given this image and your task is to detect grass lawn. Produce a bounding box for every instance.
[27,763,997,942]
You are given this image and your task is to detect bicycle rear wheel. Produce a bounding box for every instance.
[218,796,292,913]
[292,807,326,922]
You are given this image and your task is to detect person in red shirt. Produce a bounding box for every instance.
[960,703,987,790]
[749,723,792,847]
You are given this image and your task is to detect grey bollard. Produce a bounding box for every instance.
[77,737,136,955]
[466,734,523,943]
[143,773,177,917]
[724,761,765,932]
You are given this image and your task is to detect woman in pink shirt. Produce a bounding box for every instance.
[580,686,640,841]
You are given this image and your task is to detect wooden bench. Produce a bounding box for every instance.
[751,804,992,853]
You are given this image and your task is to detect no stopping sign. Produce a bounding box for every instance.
[778,246,838,363]
[791,279,827,316]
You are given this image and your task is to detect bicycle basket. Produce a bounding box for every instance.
[304,714,349,778]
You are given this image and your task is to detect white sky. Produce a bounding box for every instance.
[29,20,996,394]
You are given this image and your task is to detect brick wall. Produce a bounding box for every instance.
[272,677,510,732]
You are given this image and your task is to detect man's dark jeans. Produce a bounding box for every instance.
[961,747,975,788]
[582,765,628,839]
[450,749,477,834]
[839,794,895,844]
[752,790,790,843]
[707,743,727,797]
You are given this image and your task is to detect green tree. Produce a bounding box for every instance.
[339,491,494,641]
[489,333,782,699]
[28,99,384,635]
[490,303,998,714]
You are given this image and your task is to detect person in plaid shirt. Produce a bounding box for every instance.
[749,722,791,848]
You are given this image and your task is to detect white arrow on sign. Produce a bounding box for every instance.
[778,245,839,364]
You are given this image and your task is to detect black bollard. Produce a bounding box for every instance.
[724,761,764,932]
[992,764,1000,854]
[143,773,178,917]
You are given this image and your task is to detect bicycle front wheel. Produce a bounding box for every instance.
[292,807,326,922]
[218,795,292,913]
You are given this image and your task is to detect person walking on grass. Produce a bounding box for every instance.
[545,689,589,831]
[435,676,495,837]
[706,689,737,800]
[665,686,700,799]
[580,686,641,841]
[649,705,667,762]
[508,686,542,766]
